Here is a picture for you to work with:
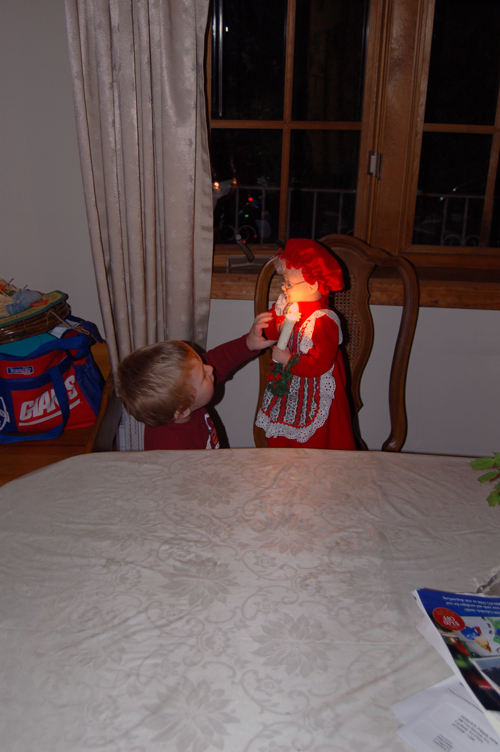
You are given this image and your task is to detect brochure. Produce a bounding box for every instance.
[414,589,500,736]
[391,676,500,751]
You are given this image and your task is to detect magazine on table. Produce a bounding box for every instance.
[391,675,500,751]
[414,588,500,736]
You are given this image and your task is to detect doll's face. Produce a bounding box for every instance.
[281,267,320,304]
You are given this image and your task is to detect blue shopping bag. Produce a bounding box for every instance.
[0,316,105,443]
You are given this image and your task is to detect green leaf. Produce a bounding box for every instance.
[478,471,500,484]
[471,457,495,470]
[487,489,500,507]
[494,452,500,465]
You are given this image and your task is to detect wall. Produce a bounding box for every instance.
[0,0,102,331]
[1,0,498,458]
[357,305,500,456]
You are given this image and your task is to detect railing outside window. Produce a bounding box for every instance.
[215,183,485,248]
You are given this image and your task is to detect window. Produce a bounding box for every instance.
[414,0,500,249]
[210,0,370,246]
[209,0,500,306]
[361,0,500,274]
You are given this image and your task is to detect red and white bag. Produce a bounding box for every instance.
[0,317,104,443]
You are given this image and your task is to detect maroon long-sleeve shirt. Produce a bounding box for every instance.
[144,335,254,450]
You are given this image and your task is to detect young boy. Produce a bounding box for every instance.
[117,312,276,450]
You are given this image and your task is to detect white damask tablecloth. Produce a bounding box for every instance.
[0,448,499,752]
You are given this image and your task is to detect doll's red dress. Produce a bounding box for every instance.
[256,295,356,449]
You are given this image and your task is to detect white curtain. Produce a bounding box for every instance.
[64,0,213,374]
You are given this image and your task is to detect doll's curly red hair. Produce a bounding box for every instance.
[277,239,344,295]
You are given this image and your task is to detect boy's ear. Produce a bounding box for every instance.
[174,407,191,421]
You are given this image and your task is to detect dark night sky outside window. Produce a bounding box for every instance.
[211,0,370,245]
[414,0,500,247]
[211,0,287,121]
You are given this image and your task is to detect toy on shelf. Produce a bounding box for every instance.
[0,278,70,345]
[0,279,43,318]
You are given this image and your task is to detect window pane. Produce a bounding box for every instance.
[425,0,500,125]
[413,133,491,246]
[292,0,368,122]
[288,130,359,238]
[211,129,282,245]
[488,165,500,248]
[211,0,287,121]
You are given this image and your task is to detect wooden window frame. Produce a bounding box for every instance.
[209,0,500,310]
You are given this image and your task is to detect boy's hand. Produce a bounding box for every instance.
[246,312,277,351]
[271,345,291,365]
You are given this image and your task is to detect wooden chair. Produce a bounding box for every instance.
[253,234,420,451]
[84,364,122,453]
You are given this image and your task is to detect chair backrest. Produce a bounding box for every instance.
[85,342,123,453]
[253,234,419,451]
[85,371,123,453]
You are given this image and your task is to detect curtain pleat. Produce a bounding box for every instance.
[65,0,213,372]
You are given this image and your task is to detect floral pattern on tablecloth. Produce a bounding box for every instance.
[0,448,498,751]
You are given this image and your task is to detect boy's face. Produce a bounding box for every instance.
[187,354,215,413]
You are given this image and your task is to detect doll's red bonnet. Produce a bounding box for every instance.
[280,239,344,295]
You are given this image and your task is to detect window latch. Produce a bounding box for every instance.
[368,151,382,181]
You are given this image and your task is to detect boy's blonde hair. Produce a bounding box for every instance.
[116,340,198,427]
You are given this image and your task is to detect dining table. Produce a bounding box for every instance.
[0,447,498,751]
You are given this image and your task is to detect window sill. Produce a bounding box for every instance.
[211,249,500,310]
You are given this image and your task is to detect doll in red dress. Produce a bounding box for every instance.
[255,238,356,449]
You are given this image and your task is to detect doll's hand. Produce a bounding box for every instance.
[246,312,277,351]
[284,310,301,323]
[271,345,291,365]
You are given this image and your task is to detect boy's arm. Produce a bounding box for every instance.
[203,336,256,383]
[204,313,276,384]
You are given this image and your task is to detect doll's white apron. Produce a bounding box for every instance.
[256,307,342,443]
